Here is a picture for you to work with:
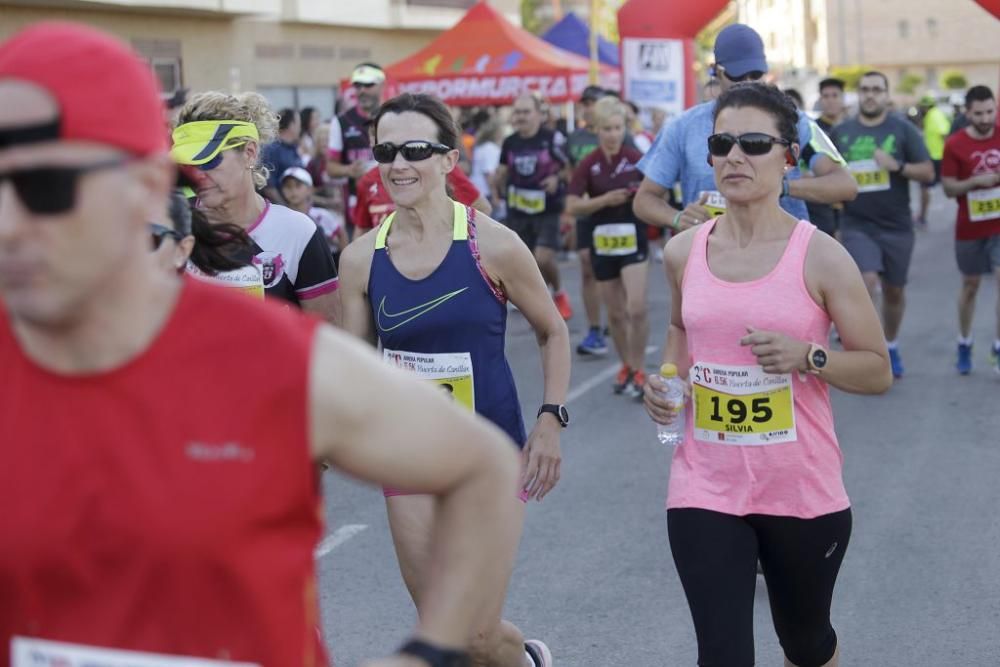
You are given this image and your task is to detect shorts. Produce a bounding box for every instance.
[923,159,942,187]
[505,213,561,251]
[956,235,1000,275]
[668,507,852,667]
[591,237,649,281]
[576,217,594,252]
[840,224,915,287]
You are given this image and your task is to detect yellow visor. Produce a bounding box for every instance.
[170,120,260,166]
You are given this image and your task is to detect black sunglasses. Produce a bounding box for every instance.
[707,132,790,157]
[150,223,184,250]
[722,69,765,83]
[0,157,128,215]
[372,140,453,164]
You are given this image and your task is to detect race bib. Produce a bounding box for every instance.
[700,190,727,217]
[11,637,259,667]
[848,159,890,193]
[968,186,1000,222]
[508,186,546,215]
[593,222,638,256]
[384,349,475,411]
[187,263,264,300]
[690,362,797,446]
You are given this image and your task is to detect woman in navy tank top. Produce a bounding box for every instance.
[339,93,571,667]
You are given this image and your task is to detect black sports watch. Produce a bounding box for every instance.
[537,403,570,427]
[398,638,470,667]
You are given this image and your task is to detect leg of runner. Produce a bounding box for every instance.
[577,246,608,356]
[993,266,1000,373]
[620,260,650,397]
[387,495,535,667]
[535,246,561,293]
[599,277,630,393]
[957,274,980,374]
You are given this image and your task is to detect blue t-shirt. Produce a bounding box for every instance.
[262,140,303,192]
[637,101,844,221]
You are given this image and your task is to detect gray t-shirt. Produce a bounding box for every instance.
[833,113,930,230]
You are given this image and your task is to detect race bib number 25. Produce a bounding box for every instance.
[690,362,797,446]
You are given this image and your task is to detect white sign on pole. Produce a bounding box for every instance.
[621,38,684,116]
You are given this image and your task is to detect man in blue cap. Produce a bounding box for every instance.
[634,23,857,233]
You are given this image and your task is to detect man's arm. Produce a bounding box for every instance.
[309,326,521,651]
[788,154,858,204]
[942,172,1000,197]
[492,163,508,204]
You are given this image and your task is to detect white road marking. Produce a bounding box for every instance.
[314,524,368,559]
[566,345,659,405]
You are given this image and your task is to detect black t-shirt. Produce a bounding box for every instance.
[500,128,568,216]
[331,106,374,195]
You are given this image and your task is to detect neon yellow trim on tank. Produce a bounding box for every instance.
[375,199,467,249]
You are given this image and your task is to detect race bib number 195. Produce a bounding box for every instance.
[690,362,797,445]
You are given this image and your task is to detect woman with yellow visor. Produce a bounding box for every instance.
[171,92,340,322]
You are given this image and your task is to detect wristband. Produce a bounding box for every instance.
[781,177,790,198]
[895,162,906,175]
[671,210,683,231]
[398,638,470,667]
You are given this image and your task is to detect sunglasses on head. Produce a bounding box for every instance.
[150,223,184,251]
[372,140,453,164]
[721,69,765,83]
[0,157,129,215]
[707,132,790,157]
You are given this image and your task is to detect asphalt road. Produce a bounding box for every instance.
[317,189,1000,666]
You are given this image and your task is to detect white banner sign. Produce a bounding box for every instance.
[621,38,684,116]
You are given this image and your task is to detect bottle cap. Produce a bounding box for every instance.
[660,363,678,377]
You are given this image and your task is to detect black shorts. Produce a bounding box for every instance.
[576,217,594,252]
[589,221,649,281]
[668,507,852,667]
[923,159,942,187]
[505,213,561,251]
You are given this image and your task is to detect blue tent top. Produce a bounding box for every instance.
[541,12,620,67]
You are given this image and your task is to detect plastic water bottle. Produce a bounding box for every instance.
[656,363,685,446]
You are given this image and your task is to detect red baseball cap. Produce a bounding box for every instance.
[0,21,166,156]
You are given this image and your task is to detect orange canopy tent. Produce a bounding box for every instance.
[385,1,620,107]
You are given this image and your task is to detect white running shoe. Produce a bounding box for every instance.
[525,639,553,667]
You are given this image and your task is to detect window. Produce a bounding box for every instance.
[927,17,938,37]
[152,59,181,95]
[132,39,182,97]
[898,19,909,39]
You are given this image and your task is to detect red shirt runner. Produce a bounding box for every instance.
[941,126,1000,240]
[353,165,482,230]
[0,278,327,667]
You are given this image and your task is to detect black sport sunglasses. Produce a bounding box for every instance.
[707,132,790,157]
[0,157,129,215]
[372,140,453,164]
[150,223,184,250]
[721,69,765,83]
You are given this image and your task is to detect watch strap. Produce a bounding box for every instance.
[398,638,470,667]
[537,403,568,427]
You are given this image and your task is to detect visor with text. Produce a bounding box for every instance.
[170,120,260,166]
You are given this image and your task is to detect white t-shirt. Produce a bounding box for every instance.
[470,141,501,199]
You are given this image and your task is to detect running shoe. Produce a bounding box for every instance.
[613,365,632,394]
[991,342,1000,374]
[956,342,973,376]
[624,369,647,399]
[553,291,573,321]
[889,347,905,378]
[525,639,553,667]
[577,327,609,356]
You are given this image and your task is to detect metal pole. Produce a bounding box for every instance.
[589,0,601,85]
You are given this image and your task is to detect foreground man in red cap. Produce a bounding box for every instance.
[0,22,520,667]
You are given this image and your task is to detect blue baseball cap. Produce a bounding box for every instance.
[714,24,768,78]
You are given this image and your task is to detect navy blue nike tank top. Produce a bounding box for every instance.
[369,200,527,448]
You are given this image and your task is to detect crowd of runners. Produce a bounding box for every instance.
[1,16,998,667]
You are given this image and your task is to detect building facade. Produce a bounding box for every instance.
[739,0,1000,107]
[0,0,520,118]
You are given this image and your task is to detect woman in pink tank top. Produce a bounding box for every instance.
[644,84,892,667]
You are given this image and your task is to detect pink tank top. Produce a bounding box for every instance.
[669,219,850,519]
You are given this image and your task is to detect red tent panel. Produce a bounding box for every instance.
[385,1,619,106]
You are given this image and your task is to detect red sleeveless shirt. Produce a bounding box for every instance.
[0,277,326,667]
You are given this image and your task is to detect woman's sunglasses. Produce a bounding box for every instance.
[0,157,128,215]
[196,142,247,172]
[372,140,453,164]
[150,223,184,250]
[707,132,790,157]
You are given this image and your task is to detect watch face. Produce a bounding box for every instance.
[812,349,828,368]
[558,405,570,425]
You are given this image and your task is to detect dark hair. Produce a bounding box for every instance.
[713,82,799,147]
[783,88,804,109]
[966,85,995,108]
[277,107,299,132]
[372,93,460,149]
[861,71,889,91]
[299,107,317,137]
[819,77,845,92]
[167,192,254,275]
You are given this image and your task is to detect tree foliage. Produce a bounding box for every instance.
[828,65,870,91]
[940,70,968,90]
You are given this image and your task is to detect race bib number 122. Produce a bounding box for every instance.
[690,362,797,446]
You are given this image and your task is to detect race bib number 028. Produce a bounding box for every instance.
[11,637,260,667]
[968,186,1000,222]
[690,362,797,445]
[593,223,638,256]
[384,349,475,412]
[848,159,890,193]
